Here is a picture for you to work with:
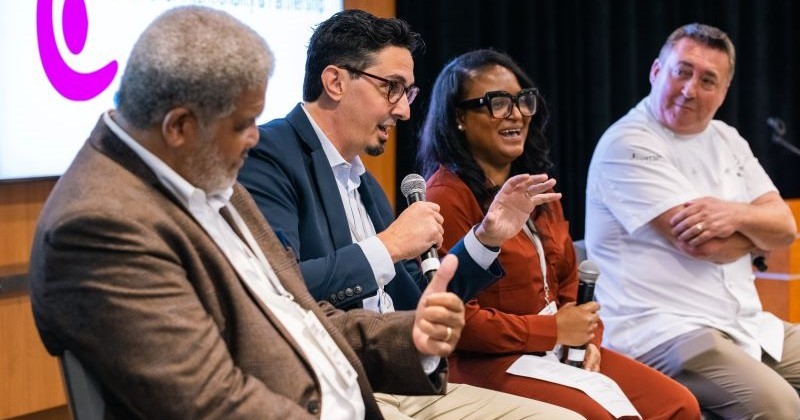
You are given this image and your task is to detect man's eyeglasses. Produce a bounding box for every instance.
[457,88,538,119]
[340,65,420,105]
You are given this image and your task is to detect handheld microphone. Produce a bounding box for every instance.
[400,174,440,283]
[564,260,600,368]
[753,255,768,272]
[767,117,800,158]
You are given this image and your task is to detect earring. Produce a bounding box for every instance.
[457,124,465,131]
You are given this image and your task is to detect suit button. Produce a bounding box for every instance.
[329,294,338,303]
[338,291,346,300]
[345,287,354,297]
[354,285,363,294]
[307,399,321,414]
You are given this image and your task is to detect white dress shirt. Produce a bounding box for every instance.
[104,110,365,419]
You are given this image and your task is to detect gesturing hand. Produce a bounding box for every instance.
[475,174,561,247]
[413,255,464,356]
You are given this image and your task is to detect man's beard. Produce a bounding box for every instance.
[184,131,236,193]
[365,140,386,157]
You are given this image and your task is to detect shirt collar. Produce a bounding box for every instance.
[301,104,365,190]
[102,110,233,212]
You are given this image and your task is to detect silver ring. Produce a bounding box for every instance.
[695,222,704,233]
[444,326,452,341]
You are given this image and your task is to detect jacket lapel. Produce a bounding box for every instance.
[358,179,388,233]
[95,118,316,372]
[231,185,375,396]
[286,105,355,249]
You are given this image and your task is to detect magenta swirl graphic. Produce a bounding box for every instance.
[37,0,117,101]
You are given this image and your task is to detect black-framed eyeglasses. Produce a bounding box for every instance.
[340,65,420,105]
[457,88,538,119]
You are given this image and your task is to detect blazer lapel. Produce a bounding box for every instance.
[228,186,321,368]
[97,120,315,372]
[286,105,355,249]
[231,186,373,392]
[94,115,348,400]
[358,179,388,233]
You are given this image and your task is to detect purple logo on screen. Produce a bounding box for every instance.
[37,0,118,101]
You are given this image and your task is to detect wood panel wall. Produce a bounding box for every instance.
[345,0,397,208]
[0,179,63,419]
[0,0,396,418]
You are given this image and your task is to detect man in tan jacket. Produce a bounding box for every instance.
[28,6,466,419]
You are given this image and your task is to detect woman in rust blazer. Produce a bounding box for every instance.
[417,49,701,420]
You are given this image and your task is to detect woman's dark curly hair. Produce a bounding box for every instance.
[417,49,552,212]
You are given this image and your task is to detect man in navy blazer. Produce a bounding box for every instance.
[241,102,535,310]
[238,10,570,419]
[239,11,555,313]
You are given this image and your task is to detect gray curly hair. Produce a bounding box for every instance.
[117,6,274,128]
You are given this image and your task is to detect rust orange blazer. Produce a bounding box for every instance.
[427,166,699,420]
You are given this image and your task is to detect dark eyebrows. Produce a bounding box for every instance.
[674,61,720,80]
[385,74,412,86]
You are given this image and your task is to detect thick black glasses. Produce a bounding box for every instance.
[340,65,420,105]
[457,88,538,119]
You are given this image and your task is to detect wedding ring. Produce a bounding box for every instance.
[444,326,452,341]
[695,222,704,233]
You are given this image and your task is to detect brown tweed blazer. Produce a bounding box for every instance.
[29,116,446,419]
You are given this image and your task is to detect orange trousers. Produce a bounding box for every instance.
[449,347,701,419]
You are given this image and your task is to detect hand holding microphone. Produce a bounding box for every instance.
[377,174,443,282]
[561,260,601,369]
[400,174,442,282]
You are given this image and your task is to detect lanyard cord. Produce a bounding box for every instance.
[522,218,551,306]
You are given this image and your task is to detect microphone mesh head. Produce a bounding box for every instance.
[400,174,426,198]
[577,260,600,283]
[767,117,786,136]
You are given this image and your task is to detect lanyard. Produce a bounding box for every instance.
[522,219,551,306]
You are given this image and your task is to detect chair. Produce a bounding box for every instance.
[60,350,105,420]
[573,239,587,263]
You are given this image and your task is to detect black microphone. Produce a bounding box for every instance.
[400,174,440,283]
[753,256,768,272]
[768,117,786,137]
[564,260,600,368]
[767,117,800,158]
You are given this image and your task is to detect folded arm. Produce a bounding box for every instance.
[653,192,795,263]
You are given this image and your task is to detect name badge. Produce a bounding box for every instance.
[379,287,395,313]
[538,301,557,316]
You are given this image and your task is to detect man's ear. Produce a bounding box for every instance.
[320,65,346,102]
[649,58,661,84]
[161,107,197,149]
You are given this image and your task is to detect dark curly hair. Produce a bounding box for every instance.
[418,49,552,212]
[303,9,424,102]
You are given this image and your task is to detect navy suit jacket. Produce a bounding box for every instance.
[239,104,502,310]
